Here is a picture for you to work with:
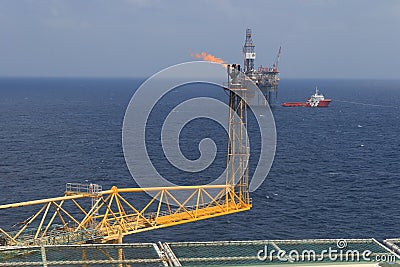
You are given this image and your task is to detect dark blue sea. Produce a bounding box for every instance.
[0,77,399,243]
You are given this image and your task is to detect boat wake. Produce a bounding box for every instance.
[335,100,399,109]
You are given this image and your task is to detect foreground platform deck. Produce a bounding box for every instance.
[1,238,400,266]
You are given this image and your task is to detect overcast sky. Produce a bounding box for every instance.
[0,0,399,79]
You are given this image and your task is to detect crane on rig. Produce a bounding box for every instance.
[0,64,252,247]
[272,46,282,73]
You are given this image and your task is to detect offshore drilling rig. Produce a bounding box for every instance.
[190,28,281,104]
[243,28,281,104]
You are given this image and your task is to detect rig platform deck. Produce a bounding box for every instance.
[1,238,399,266]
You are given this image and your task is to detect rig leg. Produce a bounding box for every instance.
[117,229,123,267]
[81,248,87,267]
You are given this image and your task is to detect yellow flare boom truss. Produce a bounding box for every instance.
[0,185,251,245]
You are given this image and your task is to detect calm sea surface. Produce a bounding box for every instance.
[0,78,399,243]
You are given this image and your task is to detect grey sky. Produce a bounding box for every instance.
[0,0,399,78]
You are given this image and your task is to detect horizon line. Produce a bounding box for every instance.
[0,76,400,81]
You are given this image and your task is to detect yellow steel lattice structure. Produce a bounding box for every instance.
[0,64,252,247]
[0,184,251,246]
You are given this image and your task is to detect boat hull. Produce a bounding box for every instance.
[281,102,307,107]
[282,99,332,107]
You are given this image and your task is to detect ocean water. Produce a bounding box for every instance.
[0,77,399,243]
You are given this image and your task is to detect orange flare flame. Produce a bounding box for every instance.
[190,51,225,64]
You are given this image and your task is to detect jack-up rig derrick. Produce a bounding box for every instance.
[0,64,251,247]
[243,28,281,105]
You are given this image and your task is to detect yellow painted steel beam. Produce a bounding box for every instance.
[0,228,16,243]
[34,202,51,239]
[99,184,230,195]
[43,200,65,236]
[0,194,88,210]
